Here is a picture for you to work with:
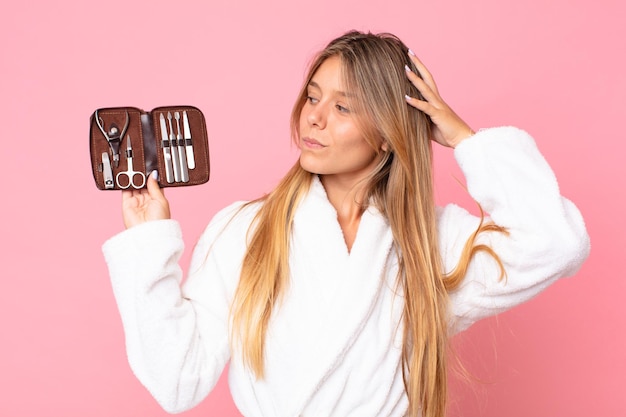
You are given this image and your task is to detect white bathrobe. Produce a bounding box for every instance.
[103,127,590,416]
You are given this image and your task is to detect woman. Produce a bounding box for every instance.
[104,31,590,417]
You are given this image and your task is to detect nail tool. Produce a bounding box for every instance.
[115,135,146,189]
[95,110,129,167]
[174,111,189,182]
[159,113,174,183]
[168,112,181,182]
[182,110,195,169]
[101,152,114,189]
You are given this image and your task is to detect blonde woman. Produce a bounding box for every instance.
[104,31,590,417]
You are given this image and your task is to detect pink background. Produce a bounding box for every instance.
[1,0,623,415]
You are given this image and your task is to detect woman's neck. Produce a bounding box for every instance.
[320,175,368,252]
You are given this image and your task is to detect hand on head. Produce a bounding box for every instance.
[404,50,474,148]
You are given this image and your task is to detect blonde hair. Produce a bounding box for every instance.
[230,31,506,417]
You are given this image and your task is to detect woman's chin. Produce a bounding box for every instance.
[299,156,324,175]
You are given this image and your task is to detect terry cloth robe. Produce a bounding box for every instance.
[102,126,590,416]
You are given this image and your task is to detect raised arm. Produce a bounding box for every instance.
[103,199,253,412]
[438,127,589,333]
[403,50,590,333]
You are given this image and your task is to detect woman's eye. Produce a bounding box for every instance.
[336,104,350,113]
[307,96,319,104]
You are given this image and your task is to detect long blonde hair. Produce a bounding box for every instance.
[230,31,505,417]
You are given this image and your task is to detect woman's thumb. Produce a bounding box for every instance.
[146,170,165,200]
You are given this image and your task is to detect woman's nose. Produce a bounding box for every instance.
[307,103,327,129]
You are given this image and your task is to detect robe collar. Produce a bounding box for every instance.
[257,175,396,415]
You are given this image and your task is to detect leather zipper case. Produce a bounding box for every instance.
[90,105,210,190]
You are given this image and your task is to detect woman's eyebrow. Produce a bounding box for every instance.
[308,80,353,98]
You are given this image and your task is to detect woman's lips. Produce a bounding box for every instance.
[302,137,326,149]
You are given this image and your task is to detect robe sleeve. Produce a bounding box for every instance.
[102,201,254,413]
[438,126,590,334]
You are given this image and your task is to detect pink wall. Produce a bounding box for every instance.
[1,0,623,415]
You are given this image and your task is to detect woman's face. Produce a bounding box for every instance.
[298,56,383,184]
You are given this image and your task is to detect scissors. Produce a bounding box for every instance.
[116,135,146,189]
[95,110,129,167]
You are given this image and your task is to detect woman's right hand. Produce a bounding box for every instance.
[404,50,474,149]
[122,171,171,229]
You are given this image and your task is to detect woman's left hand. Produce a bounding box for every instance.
[404,50,474,148]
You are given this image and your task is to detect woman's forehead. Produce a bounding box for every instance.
[309,57,345,91]
[309,56,363,98]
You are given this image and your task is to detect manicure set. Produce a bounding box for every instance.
[90,106,210,190]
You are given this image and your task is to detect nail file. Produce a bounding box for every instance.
[174,112,189,182]
[182,111,195,169]
[159,114,174,183]
[168,112,181,182]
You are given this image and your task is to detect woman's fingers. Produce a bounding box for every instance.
[404,93,432,114]
[404,49,474,148]
[404,65,445,121]
[120,171,171,229]
[404,66,439,107]
[146,170,165,202]
[407,49,439,95]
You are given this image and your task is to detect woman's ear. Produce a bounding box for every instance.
[381,142,389,152]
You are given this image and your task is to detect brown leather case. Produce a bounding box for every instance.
[90,106,210,190]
